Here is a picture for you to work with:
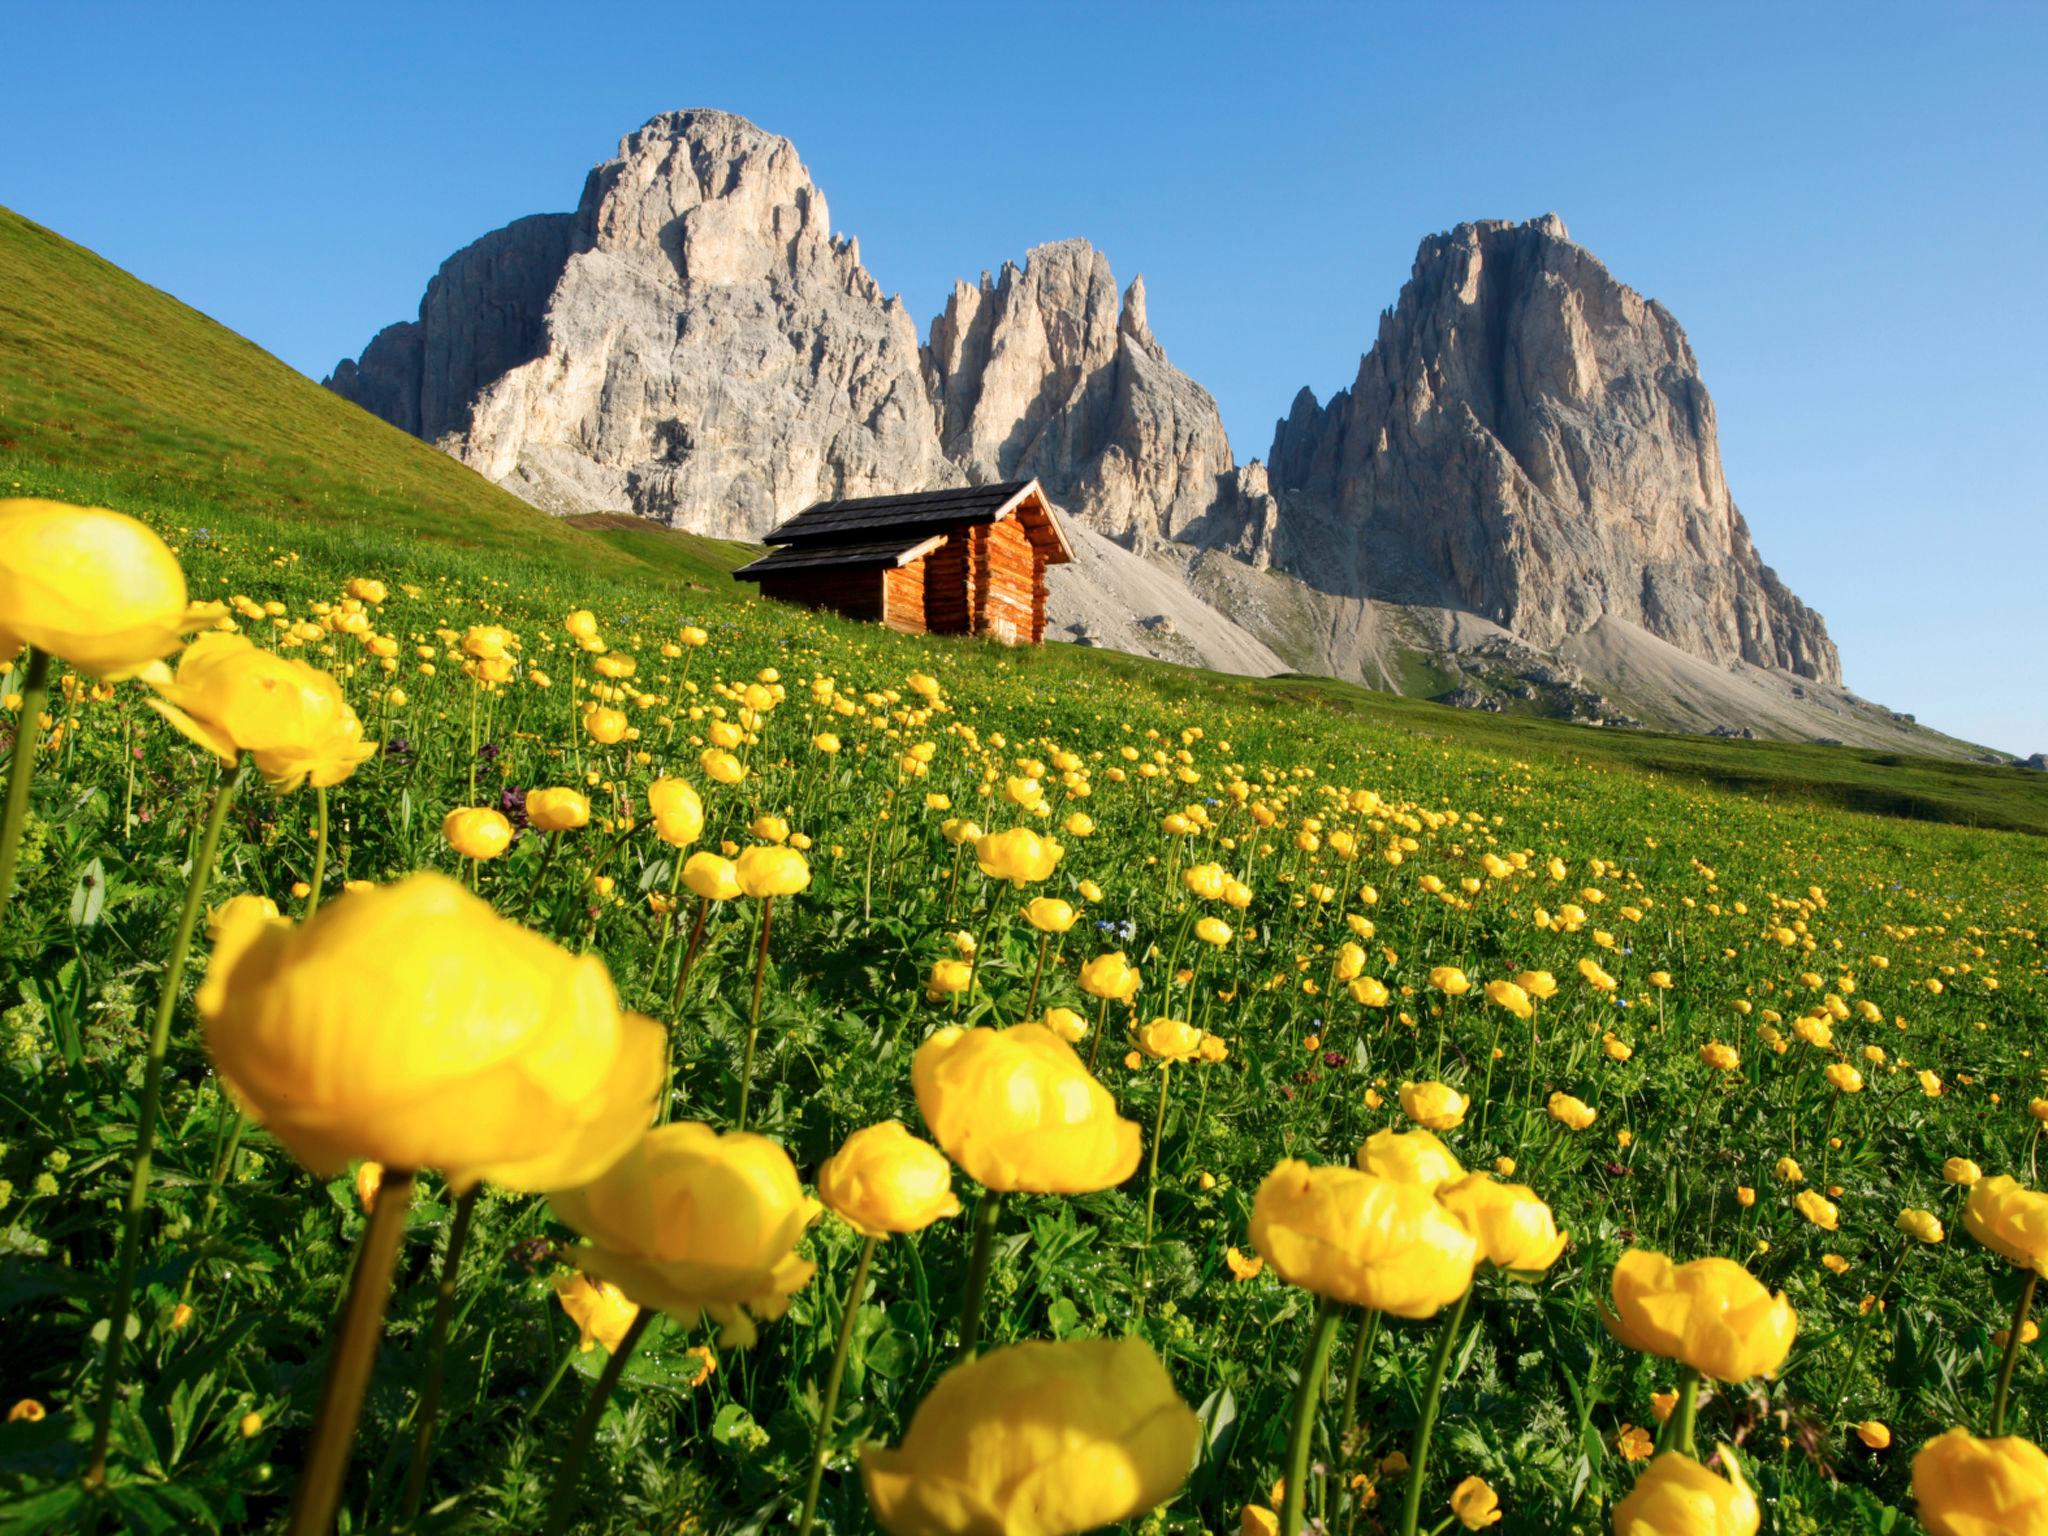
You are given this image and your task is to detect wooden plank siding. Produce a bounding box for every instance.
[882,558,928,635]
[977,516,1039,646]
[923,532,975,635]
[755,569,886,624]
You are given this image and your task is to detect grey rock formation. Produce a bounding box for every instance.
[331,110,949,537]
[1266,215,1840,681]
[922,242,1242,547]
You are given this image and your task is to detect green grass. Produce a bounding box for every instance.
[3,201,2044,843]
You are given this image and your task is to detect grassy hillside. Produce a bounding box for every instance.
[2,203,2043,837]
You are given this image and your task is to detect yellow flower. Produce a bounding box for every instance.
[1649,970,1674,990]
[647,777,705,847]
[1400,1080,1468,1131]
[1736,1186,1755,1208]
[554,1274,640,1353]
[1548,1092,1598,1131]
[734,845,810,898]
[550,1122,818,1346]
[1604,1251,1797,1382]
[1225,1246,1264,1281]
[1964,1175,2048,1274]
[975,827,1063,884]
[1429,965,1471,997]
[1897,1209,1945,1245]
[1139,1017,1203,1062]
[1182,862,1227,900]
[1943,1157,1983,1186]
[1194,916,1233,947]
[859,1337,1199,1536]
[1483,979,1532,1019]
[1022,897,1076,934]
[198,873,661,1190]
[148,633,376,791]
[682,851,741,901]
[1450,1474,1502,1529]
[0,498,217,678]
[527,787,591,832]
[208,893,280,937]
[1241,1506,1279,1536]
[912,1023,1141,1194]
[1775,1156,1805,1184]
[1795,1190,1841,1231]
[1515,970,1559,1000]
[1825,1062,1864,1094]
[442,807,514,861]
[1350,976,1391,1008]
[1356,1127,1465,1189]
[1578,958,1618,992]
[1856,1420,1891,1450]
[1611,1450,1759,1536]
[1438,1173,1567,1273]
[1041,1007,1088,1043]
[1699,1042,1741,1072]
[1078,951,1142,1002]
[817,1122,962,1238]
[1910,1427,2048,1536]
[1249,1160,1477,1317]
[564,608,599,640]
[927,959,972,1000]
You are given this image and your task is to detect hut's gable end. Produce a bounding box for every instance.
[978,516,1039,646]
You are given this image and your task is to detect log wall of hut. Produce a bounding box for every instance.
[976,517,1040,645]
[923,532,974,635]
[882,558,928,635]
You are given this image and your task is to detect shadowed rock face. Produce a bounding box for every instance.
[1265,216,1839,681]
[326,114,1833,694]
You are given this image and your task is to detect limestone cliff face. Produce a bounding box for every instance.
[1266,216,1839,681]
[332,110,949,537]
[922,241,1247,548]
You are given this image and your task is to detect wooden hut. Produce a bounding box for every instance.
[735,480,1072,643]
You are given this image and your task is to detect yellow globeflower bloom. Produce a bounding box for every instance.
[1964,1175,2048,1274]
[148,633,376,791]
[1548,1092,1598,1131]
[1429,966,1471,997]
[585,706,628,745]
[1195,916,1233,947]
[1578,958,1619,992]
[1611,1450,1759,1536]
[912,1023,1141,1194]
[1484,979,1532,1020]
[550,1122,818,1346]
[1942,1157,1982,1186]
[1357,1126,1464,1189]
[1249,1160,1477,1317]
[0,498,218,678]
[1139,1017,1203,1062]
[734,845,810,898]
[564,608,599,640]
[526,786,591,832]
[1438,1173,1568,1273]
[975,827,1063,885]
[1825,1062,1865,1094]
[1604,1251,1797,1382]
[1350,976,1391,1008]
[1078,951,1142,1002]
[442,807,514,861]
[1794,1190,1840,1231]
[817,1122,962,1238]
[1449,1474,1502,1529]
[859,1337,1199,1536]
[198,873,661,1190]
[1897,1209,1945,1245]
[926,959,972,1000]
[554,1274,640,1354]
[1856,1420,1891,1450]
[1023,897,1077,934]
[647,777,705,847]
[208,892,279,936]
[1910,1427,2048,1536]
[1041,1007,1088,1043]
[1400,1080,1469,1131]
[1699,1043,1741,1072]
[682,851,741,901]
[1182,862,1228,900]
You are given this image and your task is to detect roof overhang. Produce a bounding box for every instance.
[735,532,946,580]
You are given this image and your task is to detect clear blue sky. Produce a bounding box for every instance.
[7,2,2044,753]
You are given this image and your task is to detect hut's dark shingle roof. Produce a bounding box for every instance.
[733,533,944,578]
[762,481,1037,546]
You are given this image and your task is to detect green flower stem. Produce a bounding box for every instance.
[1834,1241,1912,1416]
[796,1234,879,1536]
[733,895,776,1132]
[307,784,330,917]
[177,1106,250,1308]
[0,647,52,931]
[284,1167,418,1535]
[1654,1367,1701,1457]
[397,1184,482,1523]
[1817,1091,1843,1186]
[540,1307,653,1536]
[1991,1269,2038,1437]
[1280,1298,1344,1536]
[956,1190,1006,1359]
[1025,931,1050,1018]
[86,760,246,1486]
[1138,1061,1172,1316]
[1086,995,1111,1072]
[1396,1284,1474,1536]
[515,829,565,923]
[1337,1307,1381,1458]
[964,881,1007,1001]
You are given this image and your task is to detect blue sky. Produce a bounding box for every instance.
[7,2,2044,752]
